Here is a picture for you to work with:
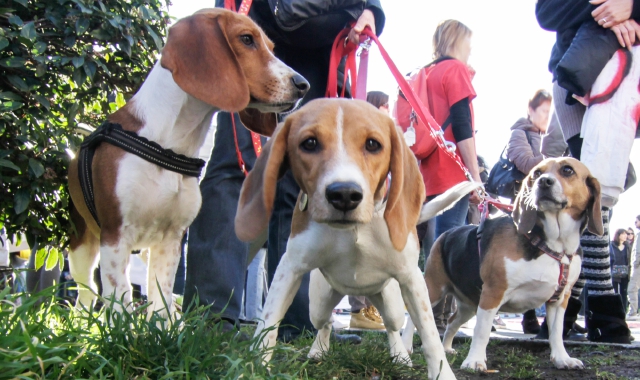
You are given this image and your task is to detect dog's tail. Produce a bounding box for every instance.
[417,181,483,224]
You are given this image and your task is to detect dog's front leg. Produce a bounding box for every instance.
[461,291,501,371]
[546,296,584,369]
[308,269,344,360]
[400,267,455,380]
[253,251,306,364]
[368,279,412,366]
[147,237,183,321]
[100,241,133,313]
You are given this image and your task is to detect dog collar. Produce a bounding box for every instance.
[78,121,206,227]
[526,233,576,303]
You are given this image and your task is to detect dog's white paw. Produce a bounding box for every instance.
[552,355,584,369]
[444,347,457,355]
[461,357,487,372]
[308,348,325,360]
[394,353,413,367]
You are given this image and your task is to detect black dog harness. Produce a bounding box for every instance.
[78,121,206,227]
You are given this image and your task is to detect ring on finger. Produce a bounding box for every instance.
[602,17,608,24]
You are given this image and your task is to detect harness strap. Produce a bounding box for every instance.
[527,233,574,303]
[78,121,206,227]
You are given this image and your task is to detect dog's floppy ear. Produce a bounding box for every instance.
[161,12,249,111]
[512,174,537,234]
[239,108,278,137]
[235,118,291,242]
[384,122,425,252]
[586,174,604,236]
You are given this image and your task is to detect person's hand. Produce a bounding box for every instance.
[611,19,640,48]
[348,9,376,45]
[469,190,482,205]
[591,0,634,28]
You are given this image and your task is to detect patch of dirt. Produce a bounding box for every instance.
[447,340,640,380]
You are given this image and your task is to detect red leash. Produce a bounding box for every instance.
[225,0,262,175]
[327,28,517,215]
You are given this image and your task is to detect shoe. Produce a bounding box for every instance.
[215,318,251,342]
[587,294,631,344]
[493,315,506,328]
[331,331,362,345]
[535,298,587,341]
[522,310,541,334]
[362,305,384,324]
[626,312,640,321]
[350,308,385,330]
[573,322,588,334]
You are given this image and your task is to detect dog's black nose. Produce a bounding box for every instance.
[538,175,556,188]
[292,74,310,98]
[326,182,363,212]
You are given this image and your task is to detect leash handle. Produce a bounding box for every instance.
[225,0,262,176]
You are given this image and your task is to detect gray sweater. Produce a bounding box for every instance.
[506,118,543,175]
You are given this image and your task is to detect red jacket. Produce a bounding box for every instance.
[395,59,476,196]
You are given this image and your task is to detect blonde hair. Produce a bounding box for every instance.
[432,20,472,60]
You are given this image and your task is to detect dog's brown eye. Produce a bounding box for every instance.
[240,35,254,46]
[300,137,318,152]
[532,170,541,179]
[365,139,381,153]
[561,165,575,176]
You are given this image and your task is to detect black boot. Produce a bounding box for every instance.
[563,297,587,341]
[534,298,587,341]
[521,309,541,334]
[586,294,631,344]
[535,318,549,339]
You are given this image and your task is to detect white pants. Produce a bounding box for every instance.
[581,47,640,206]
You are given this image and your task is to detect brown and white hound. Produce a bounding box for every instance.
[403,157,604,371]
[67,8,308,318]
[235,98,480,380]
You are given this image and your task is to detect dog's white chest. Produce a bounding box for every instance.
[115,155,202,246]
[501,254,580,311]
[289,217,419,296]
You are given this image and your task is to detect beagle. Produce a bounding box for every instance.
[67,8,308,317]
[236,98,479,380]
[403,157,604,371]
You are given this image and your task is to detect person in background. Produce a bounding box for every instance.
[627,227,635,250]
[611,228,631,312]
[506,89,552,184]
[396,19,482,334]
[505,89,552,335]
[348,91,389,330]
[627,216,640,319]
[536,0,636,343]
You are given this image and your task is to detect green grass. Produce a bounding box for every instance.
[0,285,437,379]
[3,284,639,379]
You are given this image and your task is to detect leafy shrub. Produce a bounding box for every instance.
[0,0,170,255]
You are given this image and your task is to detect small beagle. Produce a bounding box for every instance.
[403,157,604,371]
[67,8,308,317]
[236,98,479,380]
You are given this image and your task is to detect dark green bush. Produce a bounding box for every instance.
[0,0,170,256]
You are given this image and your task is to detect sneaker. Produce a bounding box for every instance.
[627,312,640,321]
[362,305,384,324]
[350,308,385,330]
[493,315,506,328]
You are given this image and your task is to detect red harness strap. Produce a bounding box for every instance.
[527,234,575,303]
[225,0,262,175]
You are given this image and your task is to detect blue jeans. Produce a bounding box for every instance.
[184,112,263,321]
[431,193,470,240]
